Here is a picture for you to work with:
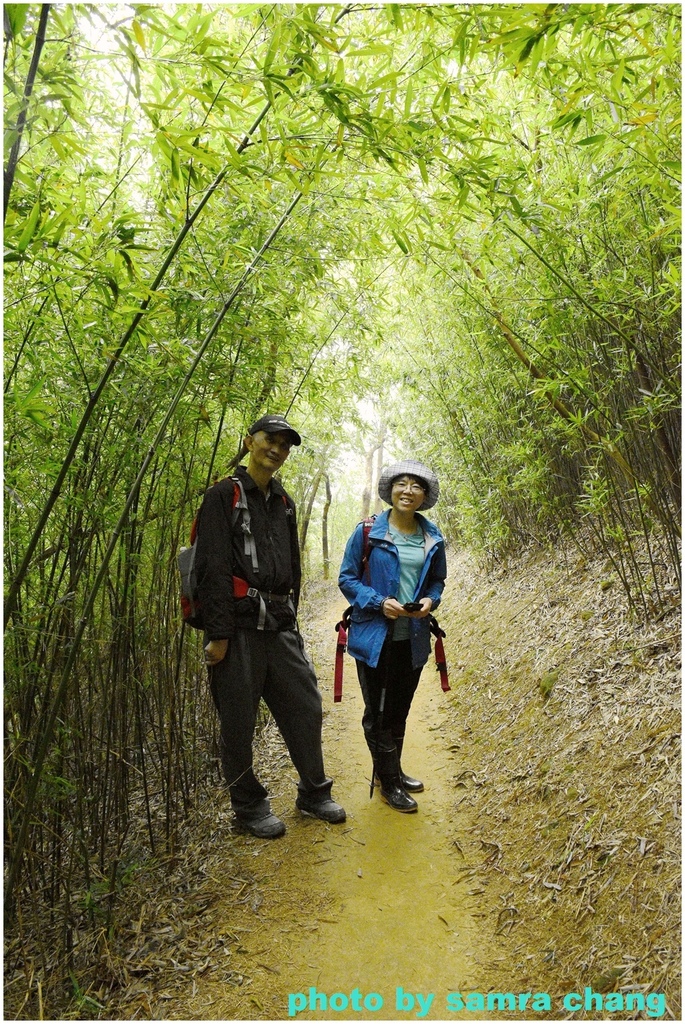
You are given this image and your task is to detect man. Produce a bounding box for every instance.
[195,414,345,838]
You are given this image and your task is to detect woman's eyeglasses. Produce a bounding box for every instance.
[392,479,425,493]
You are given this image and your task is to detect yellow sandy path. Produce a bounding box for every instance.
[292,665,483,1021]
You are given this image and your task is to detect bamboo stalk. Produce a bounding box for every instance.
[3,5,51,222]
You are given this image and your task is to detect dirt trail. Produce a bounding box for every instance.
[291,602,483,1020]
[177,589,496,1021]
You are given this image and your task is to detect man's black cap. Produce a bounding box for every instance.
[247,414,301,446]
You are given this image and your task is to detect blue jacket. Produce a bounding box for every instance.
[338,509,447,670]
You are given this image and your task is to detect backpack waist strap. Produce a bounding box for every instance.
[232,576,290,601]
[232,576,292,630]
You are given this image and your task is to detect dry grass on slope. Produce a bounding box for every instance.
[440,543,681,1020]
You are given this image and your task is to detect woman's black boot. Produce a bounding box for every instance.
[380,779,418,812]
[374,746,418,813]
[395,737,424,793]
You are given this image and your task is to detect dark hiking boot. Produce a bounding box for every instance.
[379,780,418,813]
[372,744,418,812]
[235,812,286,839]
[296,796,346,823]
[374,770,424,793]
[400,771,424,792]
[394,737,424,792]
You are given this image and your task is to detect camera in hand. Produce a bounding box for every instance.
[403,601,422,612]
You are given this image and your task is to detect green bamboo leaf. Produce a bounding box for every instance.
[17,202,41,252]
[552,110,583,131]
[611,59,625,94]
[43,209,76,246]
[527,34,546,77]
[263,21,283,75]
[517,33,539,65]
[14,381,55,429]
[389,5,404,30]
[347,45,392,58]
[117,248,135,278]
[404,77,414,119]
[369,71,400,91]
[174,141,222,170]
[509,195,525,217]
[49,135,67,160]
[391,228,409,254]
[577,134,607,146]
[132,19,146,52]
[170,148,181,183]
[155,131,173,158]
[25,406,54,430]
[5,4,29,38]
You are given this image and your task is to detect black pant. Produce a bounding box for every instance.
[355,638,423,752]
[208,629,332,818]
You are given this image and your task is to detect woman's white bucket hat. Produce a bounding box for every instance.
[378,460,440,510]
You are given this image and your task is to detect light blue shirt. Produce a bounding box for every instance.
[388,525,424,640]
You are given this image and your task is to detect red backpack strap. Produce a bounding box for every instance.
[434,633,450,692]
[334,621,347,703]
[333,520,375,703]
[333,607,352,703]
[429,616,450,691]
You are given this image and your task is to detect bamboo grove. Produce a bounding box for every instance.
[3,3,680,1011]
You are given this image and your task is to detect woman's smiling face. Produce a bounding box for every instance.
[390,475,426,515]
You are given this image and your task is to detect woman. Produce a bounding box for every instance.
[338,459,447,813]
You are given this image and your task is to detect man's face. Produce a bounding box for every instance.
[245,430,292,474]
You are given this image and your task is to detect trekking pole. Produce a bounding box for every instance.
[370,614,395,798]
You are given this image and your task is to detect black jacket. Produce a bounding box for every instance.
[195,466,300,640]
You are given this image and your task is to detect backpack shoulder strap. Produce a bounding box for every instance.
[360,514,376,582]
[229,475,259,573]
[230,475,247,524]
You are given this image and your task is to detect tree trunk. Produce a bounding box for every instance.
[322,473,332,579]
[299,466,323,553]
[360,447,376,519]
[373,431,386,513]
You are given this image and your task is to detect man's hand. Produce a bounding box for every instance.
[205,639,229,666]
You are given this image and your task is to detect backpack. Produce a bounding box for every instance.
[177,476,253,630]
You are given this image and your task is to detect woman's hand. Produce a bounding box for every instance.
[204,638,229,666]
[382,597,433,620]
[381,598,407,620]
[409,597,433,619]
